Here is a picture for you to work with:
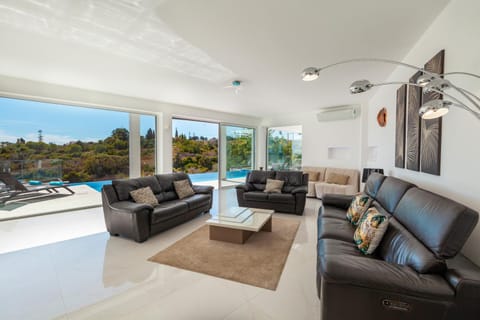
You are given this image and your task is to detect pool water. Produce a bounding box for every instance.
[73,170,250,192]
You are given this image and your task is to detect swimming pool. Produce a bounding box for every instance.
[74,169,250,192]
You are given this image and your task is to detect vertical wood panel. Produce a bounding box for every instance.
[395,84,407,168]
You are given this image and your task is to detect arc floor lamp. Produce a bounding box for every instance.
[301,58,480,120]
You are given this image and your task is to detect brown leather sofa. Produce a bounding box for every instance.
[101,173,213,242]
[317,173,480,320]
[235,170,308,215]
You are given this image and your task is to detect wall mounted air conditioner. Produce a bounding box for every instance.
[316,104,360,122]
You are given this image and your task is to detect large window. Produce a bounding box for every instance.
[267,126,302,170]
[172,118,255,188]
[0,97,156,186]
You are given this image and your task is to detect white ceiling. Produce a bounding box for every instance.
[0,0,450,117]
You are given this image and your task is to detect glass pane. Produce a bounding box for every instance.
[172,118,218,188]
[267,126,302,170]
[140,115,156,176]
[220,125,254,187]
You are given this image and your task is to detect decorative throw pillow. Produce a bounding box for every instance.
[264,179,284,193]
[304,171,320,181]
[346,194,373,225]
[130,187,158,207]
[354,207,389,255]
[326,173,349,185]
[173,179,195,199]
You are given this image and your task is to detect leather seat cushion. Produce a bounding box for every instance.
[318,238,367,257]
[113,176,162,201]
[268,193,294,203]
[318,217,355,242]
[151,201,188,224]
[181,194,210,210]
[321,206,347,220]
[244,191,269,201]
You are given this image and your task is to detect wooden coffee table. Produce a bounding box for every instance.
[206,207,274,244]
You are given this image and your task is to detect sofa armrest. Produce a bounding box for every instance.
[192,185,214,194]
[322,194,354,210]
[235,184,252,191]
[291,186,308,194]
[445,254,480,300]
[319,254,453,299]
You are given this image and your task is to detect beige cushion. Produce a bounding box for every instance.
[130,187,158,207]
[304,171,320,181]
[326,173,349,185]
[264,179,284,193]
[354,207,389,255]
[173,179,195,199]
[314,182,357,199]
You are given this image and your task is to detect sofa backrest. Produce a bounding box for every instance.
[112,176,162,201]
[374,176,415,214]
[246,170,307,192]
[364,172,386,198]
[246,170,276,191]
[155,172,191,202]
[111,172,192,203]
[394,187,479,259]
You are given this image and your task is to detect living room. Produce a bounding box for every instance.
[1,0,479,319]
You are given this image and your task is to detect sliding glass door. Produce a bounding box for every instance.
[220,125,255,188]
[172,118,219,188]
[267,126,302,170]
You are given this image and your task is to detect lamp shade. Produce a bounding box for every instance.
[362,168,384,183]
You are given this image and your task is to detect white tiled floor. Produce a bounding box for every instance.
[0,189,321,320]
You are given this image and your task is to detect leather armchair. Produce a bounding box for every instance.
[235,170,308,215]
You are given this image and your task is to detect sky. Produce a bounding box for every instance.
[0,97,155,144]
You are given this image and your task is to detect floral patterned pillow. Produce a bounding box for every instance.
[354,207,389,255]
[173,179,195,199]
[346,194,372,225]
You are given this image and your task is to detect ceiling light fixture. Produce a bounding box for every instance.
[301,58,480,120]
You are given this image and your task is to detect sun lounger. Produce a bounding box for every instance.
[0,173,75,205]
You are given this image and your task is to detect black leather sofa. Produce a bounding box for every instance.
[317,173,480,320]
[235,170,308,215]
[101,173,213,242]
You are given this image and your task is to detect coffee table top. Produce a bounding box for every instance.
[206,207,274,232]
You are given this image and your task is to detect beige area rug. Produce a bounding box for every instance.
[0,185,101,221]
[148,217,300,290]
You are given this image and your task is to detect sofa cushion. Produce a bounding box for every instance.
[379,218,446,274]
[314,182,356,199]
[304,171,320,181]
[130,187,158,207]
[375,176,415,213]
[346,194,373,226]
[268,193,294,203]
[247,171,276,190]
[326,173,349,185]
[151,200,188,224]
[181,194,210,210]
[156,173,191,202]
[354,207,389,255]
[113,176,162,201]
[318,217,355,242]
[244,191,269,202]
[364,172,386,198]
[264,179,284,193]
[318,238,367,258]
[394,188,479,259]
[321,206,347,220]
[173,179,195,199]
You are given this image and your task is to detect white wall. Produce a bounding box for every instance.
[0,75,264,174]
[366,0,480,265]
[262,107,366,170]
